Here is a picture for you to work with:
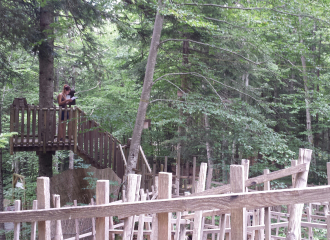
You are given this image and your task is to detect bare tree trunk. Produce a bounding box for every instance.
[126,0,164,177]
[38,3,54,177]
[0,87,5,240]
[205,114,213,190]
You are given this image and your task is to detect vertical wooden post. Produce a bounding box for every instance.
[164,156,168,172]
[30,200,38,240]
[192,162,207,240]
[327,214,330,239]
[218,214,226,240]
[74,200,80,240]
[123,174,138,239]
[13,200,21,240]
[96,180,109,240]
[137,193,147,240]
[286,148,312,240]
[73,108,78,153]
[158,172,172,240]
[264,169,271,240]
[230,165,246,240]
[37,177,51,240]
[53,195,63,240]
[10,106,14,155]
[176,154,181,196]
[192,156,196,193]
[306,204,313,239]
[153,163,156,188]
[91,198,96,240]
[327,162,330,185]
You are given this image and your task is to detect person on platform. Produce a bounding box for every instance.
[57,84,73,141]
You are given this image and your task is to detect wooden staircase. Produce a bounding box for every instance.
[9,98,128,179]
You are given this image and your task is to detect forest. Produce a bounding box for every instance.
[1,0,330,238]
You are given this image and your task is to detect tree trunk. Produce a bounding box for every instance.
[205,114,213,190]
[0,87,5,240]
[126,0,164,176]
[38,3,54,177]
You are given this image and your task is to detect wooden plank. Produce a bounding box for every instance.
[89,121,93,160]
[264,169,271,240]
[53,195,63,240]
[32,105,37,147]
[37,177,51,240]
[108,136,112,168]
[73,108,78,153]
[230,165,246,240]
[94,124,98,162]
[158,172,172,240]
[74,200,79,240]
[193,162,207,240]
[68,108,73,145]
[58,107,62,147]
[99,130,103,167]
[52,108,56,143]
[84,115,88,154]
[119,144,127,166]
[140,146,152,172]
[46,108,50,143]
[192,157,196,193]
[96,180,109,240]
[287,148,312,239]
[164,156,168,172]
[64,106,68,140]
[30,200,38,240]
[91,198,96,240]
[113,140,116,172]
[14,106,19,145]
[104,133,108,168]
[27,106,30,146]
[123,174,138,239]
[189,163,309,197]
[137,193,147,240]
[13,200,21,240]
[21,106,24,146]
[3,185,330,223]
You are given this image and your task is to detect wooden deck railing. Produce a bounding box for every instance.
[9,100,126,178]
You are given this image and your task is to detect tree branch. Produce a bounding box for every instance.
[75,81,101,95]
[159,39,264,65]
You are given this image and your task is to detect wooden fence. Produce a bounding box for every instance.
[2,148,330,239]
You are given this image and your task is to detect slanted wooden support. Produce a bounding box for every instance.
[230,165,246,240]
[158,172,172,240]
[96,180,109,240]
[37,177,51,240]
[193,162,207,240]
[123,174,138,239]
[14,200,21,240]
[286,148,312,240]
[30,200,38,240]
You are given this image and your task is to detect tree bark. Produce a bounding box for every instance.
[205,114,213,190]
[38,3,54,177]
[126,0,164,176]
[0,87,5,240]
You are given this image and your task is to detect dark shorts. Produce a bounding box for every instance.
[61,111,69,121]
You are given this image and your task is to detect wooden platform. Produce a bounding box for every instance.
[9,98,127,179]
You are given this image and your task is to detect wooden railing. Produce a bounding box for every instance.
[9,101,126,178]
[2,154,330,240]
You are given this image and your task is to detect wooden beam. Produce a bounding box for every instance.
[139,146,152,173]
[37,177,51,240]
[189,163,308,197]
[3,185,330,223]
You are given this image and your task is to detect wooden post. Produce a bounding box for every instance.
[123,174,138,239]
[37,177,51,240]
[91,198,96,240]
[176,154,181,196]
[158,172,172,240]
[142,163,146,189]
[73,108,78,153]
[13,200,21,240]
[192,156,196,193]
[153,163,156,188]
[286,148,312,240]
[137,192,147,240]
[74,200,80,240]
[263,169,271,240]
[306,204,313,239]
[230,165,246,240]
[30,200,38,240]
[218,214,226,240]
[10,106,14,154]
[327,162,330,185]
[327,214,330,239]
[192,162,207,240]
[53,195,63,240]
[96,180,109,240]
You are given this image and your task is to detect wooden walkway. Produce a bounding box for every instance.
[9,98,127,179]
